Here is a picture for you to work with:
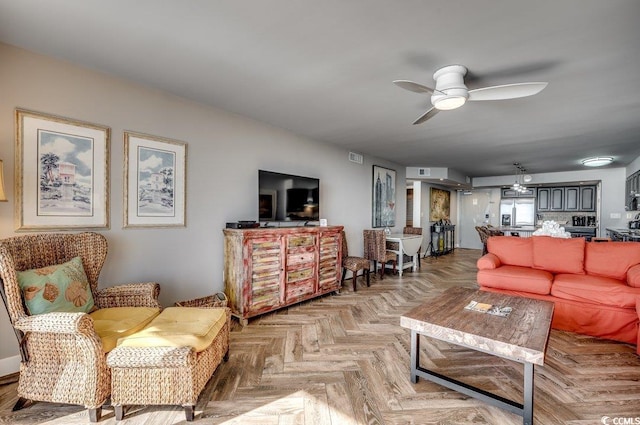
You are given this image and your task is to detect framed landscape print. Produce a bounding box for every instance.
[15,109,110,231]
[123,131,187,228]
[372,165,396,227]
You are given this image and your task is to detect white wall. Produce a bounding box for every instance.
[0,43,406,371]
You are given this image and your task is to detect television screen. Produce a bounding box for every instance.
[258,170,319,222]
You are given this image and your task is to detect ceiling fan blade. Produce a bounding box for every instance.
[468,82,548,101]
[393,80,435,94]
[413,107,439,125]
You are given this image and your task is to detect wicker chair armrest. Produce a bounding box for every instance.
[107,346,194,368]
[14,312,95,335]
[94,282,161,308]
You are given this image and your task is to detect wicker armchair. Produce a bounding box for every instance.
[0,232,161,422]
[402,226,423,268]
[363,229,397,279]
[475,226,504,255]
[340,231,370,291]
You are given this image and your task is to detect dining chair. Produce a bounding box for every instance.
[402,226,423,269]
[340,231,370,291]
[363,229,397,279]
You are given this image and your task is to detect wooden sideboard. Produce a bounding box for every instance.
[223,226,343,325]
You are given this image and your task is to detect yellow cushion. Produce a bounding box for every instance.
[116,307,227,352]
[90,307,161,353]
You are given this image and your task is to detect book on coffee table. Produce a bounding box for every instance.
[464,300,512,317]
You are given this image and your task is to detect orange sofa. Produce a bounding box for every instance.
[476,236,640,353]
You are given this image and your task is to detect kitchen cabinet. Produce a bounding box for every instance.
[580,186,596,211]
[224,226,343,325]
[627,171,640,211]
[564,187,580,211]
[537,188,550,211]
[550,188,564,210]
[502,188,535,198]
[537,185,596,212]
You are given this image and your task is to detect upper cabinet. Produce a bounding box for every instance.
[502,188,535,198]
[627,171,640,211]
[564,187,580,211]
[550,188,564,210]
[536,185,596,212]
[580,186,596,211]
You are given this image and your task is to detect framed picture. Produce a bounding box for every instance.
[430,187,451,221]
[123,131,187,228]
[259,189,277,221]
[372,165,396,227]
[15,109,110,231]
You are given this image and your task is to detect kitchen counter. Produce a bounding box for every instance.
[606,228,640,241]
[497,225,537,237]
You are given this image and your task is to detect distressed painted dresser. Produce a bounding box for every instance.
[223,226,343,325]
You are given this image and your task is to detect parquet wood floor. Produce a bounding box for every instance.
[1,248,639,424]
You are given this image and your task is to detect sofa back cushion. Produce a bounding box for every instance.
[487,236,533,267]
[585,242,640,281]
[532,236,585,275]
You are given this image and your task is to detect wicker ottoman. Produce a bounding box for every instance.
[106,307,230,421]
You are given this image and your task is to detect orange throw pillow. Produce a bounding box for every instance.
[532,236,585,275]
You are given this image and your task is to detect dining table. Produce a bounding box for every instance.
[386,233,423,276]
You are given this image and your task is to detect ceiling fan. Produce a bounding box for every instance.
[393,65,548,124]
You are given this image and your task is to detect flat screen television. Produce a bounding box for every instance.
[258,170,319,223]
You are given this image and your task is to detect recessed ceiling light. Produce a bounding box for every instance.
[581,156,613,167]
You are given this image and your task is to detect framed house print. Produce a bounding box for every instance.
[372,165,396,227]
[123,131,187,228]
[15,109,110,231]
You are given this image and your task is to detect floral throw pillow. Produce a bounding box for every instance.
[17,256,95,315]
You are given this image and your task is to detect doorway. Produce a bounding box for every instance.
[458,189,494,249]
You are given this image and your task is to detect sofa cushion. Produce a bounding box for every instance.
[90,306,161,353]
[477,265,553,295]
[116,307,227,352]
[551,274,639,309]
[17,256,95,315]
[585,242,640,281]
[628,264,640,288]
[532,236,585,275]
[487,236,533,267]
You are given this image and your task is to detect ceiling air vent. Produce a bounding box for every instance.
[419,168,431,176]
[348,152,363,164]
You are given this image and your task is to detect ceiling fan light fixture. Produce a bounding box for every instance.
[581,156,613,167]
[433,95,467,110]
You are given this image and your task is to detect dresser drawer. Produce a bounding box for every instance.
[287,251,316,265]
[288,235,316,249]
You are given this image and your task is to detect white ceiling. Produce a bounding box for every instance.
[1,0,639,179]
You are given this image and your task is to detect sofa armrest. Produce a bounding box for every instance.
[477,253,501,270]
[627,264,640,288]
[94,282,161,309]
[14,311,95,335]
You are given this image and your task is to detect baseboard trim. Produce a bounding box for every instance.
[0,355,20,377]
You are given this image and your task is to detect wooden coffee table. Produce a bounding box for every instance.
[400,287,554,425]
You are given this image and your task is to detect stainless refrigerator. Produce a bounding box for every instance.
[499,198,535,226]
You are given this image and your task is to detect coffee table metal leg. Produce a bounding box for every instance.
[410,330,419,383]
[523,362,534,425]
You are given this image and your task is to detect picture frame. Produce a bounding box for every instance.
[430,187,451,221]
[15,109,110,231]
[123,131,187,228]
[372,165,396,227]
